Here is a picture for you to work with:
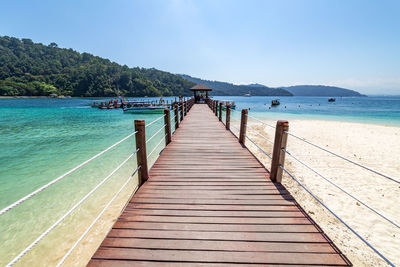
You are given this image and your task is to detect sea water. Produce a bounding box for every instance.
[213,95,400,126]
[0,95,399,265]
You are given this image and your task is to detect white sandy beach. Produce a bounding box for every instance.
[237,119,400,267]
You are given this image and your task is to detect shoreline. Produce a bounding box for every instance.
[239,118,400,266]
[246,110,400,128]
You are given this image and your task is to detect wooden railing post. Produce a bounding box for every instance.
[219,102,222,121]
[239,109,248,144]
[164,108,171,145]
[270,120,289,183]
[180,102,184,122]
[184,101,187,116]
[174,103,179,129]
[226,104,230,129]
[215,101,218,116]
[135,120,149,186]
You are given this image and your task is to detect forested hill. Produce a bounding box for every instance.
[0,36,195,97]
[179,75,293,96]
[283,85,365,97]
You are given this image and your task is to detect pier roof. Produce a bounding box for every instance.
[190,83,212,91]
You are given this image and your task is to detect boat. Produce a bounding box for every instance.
[271,99,280,106]
[244,91,251,97]
[328,98,336,102]
[220,100,236,110]
[123,105,168,114]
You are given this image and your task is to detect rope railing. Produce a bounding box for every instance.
[0,131,137,216]
[147,133,168,160]
[145,124,166,144]
[56,165,141,267]
[145,114,166,128]
[7,149,139,266]
[279,165,395,267]
[285,130,400,184]
[245,135,272,159]
[282,148,400,229]
[246,113,276,129]
[246,129,274,144]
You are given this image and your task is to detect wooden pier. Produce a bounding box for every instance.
[89,104,351,266]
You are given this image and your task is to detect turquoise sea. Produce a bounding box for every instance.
[0,95,399,265]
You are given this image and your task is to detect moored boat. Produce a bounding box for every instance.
[220,100,236,110]
[271,99,280,106]
[123,106,168,114]
[328,98,336,102]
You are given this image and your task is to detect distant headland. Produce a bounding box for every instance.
[179,75,365,97]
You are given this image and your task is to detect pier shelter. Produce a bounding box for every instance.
[190,84,212,103]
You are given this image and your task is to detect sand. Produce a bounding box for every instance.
[233,119,400,267]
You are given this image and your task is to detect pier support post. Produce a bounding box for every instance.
[135,120,149,186]
[180,102,184,122]
[164,108,172,145]
[270,120,289,183]
[174,104,179,129]
[239,109,248,144]
[226,104,231,129]
[219,102,223,121]
[184,101,187,116]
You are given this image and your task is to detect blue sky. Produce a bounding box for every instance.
[1,0,399,94]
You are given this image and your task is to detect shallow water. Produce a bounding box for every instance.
[0,95,399,265]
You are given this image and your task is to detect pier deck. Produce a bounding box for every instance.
[89,104,351,266]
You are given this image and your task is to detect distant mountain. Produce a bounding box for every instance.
[179,75,293,96]
[282,85,365,97]
[180,74,365,97]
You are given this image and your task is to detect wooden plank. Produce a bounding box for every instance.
[118,215,311,224]
[88,259,312,267]
[133,193,291,199]
[127,203,300,211]
[112,222,320,233]
[122,209,305,218]
[107,229,328,242]
[130,198,296,205]
[92,248,349,265]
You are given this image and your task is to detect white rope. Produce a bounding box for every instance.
[230,124,240,132]
[145,124,166,144]
[147,133,168,160]
[0,132,137,216]
[246,114,276,129]
[6,150,138,266]
[282,148,400,229]
[280,165,395,267]
[56,166,141,267]
[145,114,165,128]
[245,135,272,159]
[286,131,400,184]
[247,129,274,144]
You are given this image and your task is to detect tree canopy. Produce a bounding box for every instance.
[0,36,195,97]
